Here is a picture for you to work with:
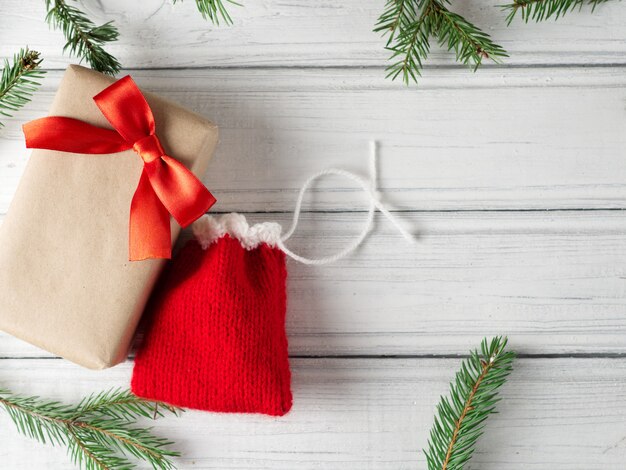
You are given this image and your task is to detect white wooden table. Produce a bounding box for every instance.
[2,1,626,468]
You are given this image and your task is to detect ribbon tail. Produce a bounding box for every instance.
[23,117,131,154]
[145,155,216,228]
[129,169,172,261]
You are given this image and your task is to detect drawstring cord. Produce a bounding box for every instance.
[277,141,416,265]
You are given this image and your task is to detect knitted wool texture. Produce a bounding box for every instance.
[131,214,292,416]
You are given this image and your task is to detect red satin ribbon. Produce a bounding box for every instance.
[22,75,216,261]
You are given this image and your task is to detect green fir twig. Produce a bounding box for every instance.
[424,336,515,470]
[0,48,45,129]
[502,0,611,23]
[376,0,506,85]
[44,0,121,75]
[375,0,434,83]
[172,0,241,25]
[0,387,181,470]
[434,4,508,71]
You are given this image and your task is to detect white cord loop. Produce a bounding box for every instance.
[277,141,416,265]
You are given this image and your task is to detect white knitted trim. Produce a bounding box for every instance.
[192,213,283,250]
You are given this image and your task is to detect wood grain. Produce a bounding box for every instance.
[1,210,625,357]
[2,67,626,213]
[0,358,625,469]
[2,2,625,468]
[1,0,625,69]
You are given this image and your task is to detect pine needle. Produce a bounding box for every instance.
[502,0,611,24]
[433,6,508,72]
[0,387,181,470]
[44,0,121,75]
[172,0,241,25]
[375,0,433,83]
[0,48,45,128]
[375,0,506,85]
[424,336,515,470]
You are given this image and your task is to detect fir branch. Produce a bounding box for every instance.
[44,0,121,75]
[0,387,181,470]
[0,48,45,128]
[433,5,508,72]
[376,0,506,85]
[424,336,515,470]
[503,0,611,24]
[375,0,417,46]
[376,0,435,83]
[172,0,241,25]
[73,388,179,422]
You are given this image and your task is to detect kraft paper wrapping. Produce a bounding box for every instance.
[0,65,218,369]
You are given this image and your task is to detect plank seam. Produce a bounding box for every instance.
[2,208,626,218]
[2,353,626,361]
[31,63,626,73]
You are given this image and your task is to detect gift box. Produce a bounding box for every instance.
[0,65,218,369]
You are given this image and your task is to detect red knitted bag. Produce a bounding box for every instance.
[132,148,415,416]
[131,214,292,416]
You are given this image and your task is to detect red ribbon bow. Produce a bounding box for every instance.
[22,75,216,261]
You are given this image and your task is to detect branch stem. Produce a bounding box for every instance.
[441,355,493,470]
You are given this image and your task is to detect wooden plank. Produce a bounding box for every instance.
[1,210,625,357]
[2,67,626,213]
[0,357,624,469]
[1,0,625,68]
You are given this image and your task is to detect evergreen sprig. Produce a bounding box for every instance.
[502,0,611,23]
[0,387,181,470]
[375,0,507,84]
[424,336,515,470]
[0,48,45,129]
[172,0,240,25]
[44,0,121,75]
[375,0,433,84]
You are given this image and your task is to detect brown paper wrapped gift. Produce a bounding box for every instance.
[0,65,218,369]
